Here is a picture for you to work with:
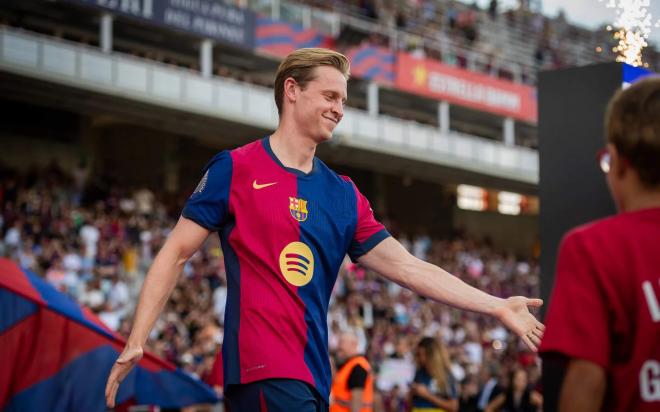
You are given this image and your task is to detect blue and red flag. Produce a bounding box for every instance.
[256,16,335,58]
[0,258,219,412]
[345,44,395,84]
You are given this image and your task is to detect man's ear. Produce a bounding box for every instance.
[283,77,298,106]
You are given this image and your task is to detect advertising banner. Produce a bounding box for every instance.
[62,0,256,49]
[396,52,537,123]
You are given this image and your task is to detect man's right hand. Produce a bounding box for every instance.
[105,345,144,408]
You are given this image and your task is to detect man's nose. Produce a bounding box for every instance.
[333,102,344,121]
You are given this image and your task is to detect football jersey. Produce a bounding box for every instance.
[539,207,660,411]
[182,137,390,400]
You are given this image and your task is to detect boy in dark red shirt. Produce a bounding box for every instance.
[540,77,660,411]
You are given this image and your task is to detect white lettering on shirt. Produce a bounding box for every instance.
[640,360,660,402]
[642,280,660,322]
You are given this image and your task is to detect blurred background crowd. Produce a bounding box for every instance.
[0,161,542,411]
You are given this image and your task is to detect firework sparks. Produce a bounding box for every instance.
[600,0,660,66]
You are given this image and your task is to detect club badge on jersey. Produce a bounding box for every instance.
[289,197,309,222]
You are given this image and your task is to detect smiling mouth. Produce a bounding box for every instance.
[323,116,338,125]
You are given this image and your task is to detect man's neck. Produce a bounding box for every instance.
[270,124,317,173]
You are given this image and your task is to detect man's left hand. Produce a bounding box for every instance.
[493,296,545,351]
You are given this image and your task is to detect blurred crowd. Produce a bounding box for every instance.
[296,0,635,84]
[0,162,542,411]
[3,0,650,92]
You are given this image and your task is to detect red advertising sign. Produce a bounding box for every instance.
[395,52,537,123]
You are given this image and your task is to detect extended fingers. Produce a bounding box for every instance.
[535,320,545,331]
[521,333,537,352]
[531,327,544,340]
[105,364,126,408]
[526,298,543,307]
[106,378,119,408]
[528,332,542,347]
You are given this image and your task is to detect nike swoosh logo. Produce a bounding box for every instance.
[253,180,278,190]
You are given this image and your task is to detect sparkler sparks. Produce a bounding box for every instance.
[600,0,660,67]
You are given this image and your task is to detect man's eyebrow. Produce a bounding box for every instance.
[323,90,347,103]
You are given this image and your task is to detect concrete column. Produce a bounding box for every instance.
[100,13,113,53]
[438,101,450,134]
[200,39,213,78]
[163,137,180,193]
[466,50,477,71]
[504,117,515,146]
[272,0,280,20]
[367,81,379,116]
[79,116,105,176]
[374,172,388,217]
[302,6,312,29]
[512,64,523,83]
[331,13,341,37]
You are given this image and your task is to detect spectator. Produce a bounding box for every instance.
[409,336,459,412]
[485,367,542,412]
[331,331,374,411]
[488,0,498,20]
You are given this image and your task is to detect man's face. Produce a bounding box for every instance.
[336,334,357,361]
[292,66,347,142]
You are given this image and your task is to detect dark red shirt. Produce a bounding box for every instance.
[540,207,660,411]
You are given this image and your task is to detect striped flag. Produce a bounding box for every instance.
[0,258,218,411]
[256,16,335,58]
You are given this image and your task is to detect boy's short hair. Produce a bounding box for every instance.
[605,76,660,187]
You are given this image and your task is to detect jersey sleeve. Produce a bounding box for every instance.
[181,151,232,231]
[345,179,390,262]
[347,364,368,390]
[539,231,610,369]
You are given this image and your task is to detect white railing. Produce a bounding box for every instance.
[0,27,538,184]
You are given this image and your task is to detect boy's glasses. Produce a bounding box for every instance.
[596,148,611,174]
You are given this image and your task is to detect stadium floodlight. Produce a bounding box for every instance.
[498,191,522,216]
[457,184,488,211]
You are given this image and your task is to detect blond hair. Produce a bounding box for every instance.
[605,76,660,187]
[417,337,453,395]
[273,48,350,116]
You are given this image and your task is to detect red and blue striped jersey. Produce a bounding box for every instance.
[182,137,389,399]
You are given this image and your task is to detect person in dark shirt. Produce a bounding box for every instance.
[409,337,458,412]
[485,368,541,412]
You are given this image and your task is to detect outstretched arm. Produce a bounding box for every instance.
[105,216,211,407]
[357,237,544,350]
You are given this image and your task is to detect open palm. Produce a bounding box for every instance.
[493,296,545,351]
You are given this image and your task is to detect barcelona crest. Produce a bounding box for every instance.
[289,197,309,222]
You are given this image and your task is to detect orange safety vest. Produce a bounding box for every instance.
[330,356,374,412]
